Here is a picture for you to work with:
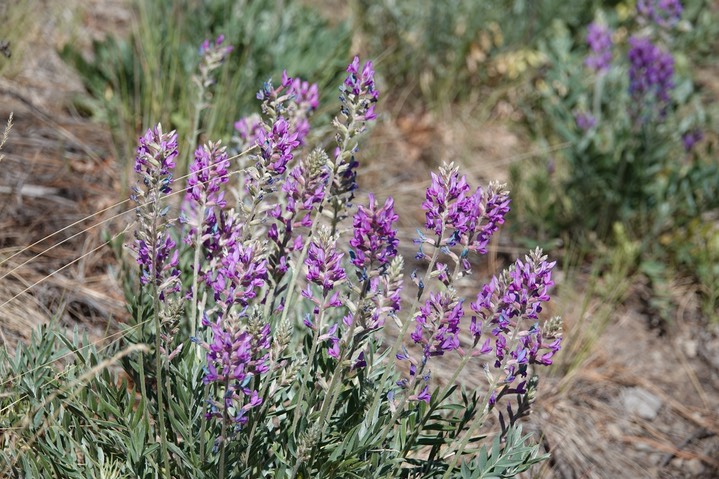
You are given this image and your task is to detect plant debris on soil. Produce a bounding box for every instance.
[1,2,719,478]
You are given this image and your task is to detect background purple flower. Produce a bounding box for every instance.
[628,36,674,120]
[585,22,613,73]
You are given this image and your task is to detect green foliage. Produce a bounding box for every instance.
[61,0,351,174]
[354,0,606,107]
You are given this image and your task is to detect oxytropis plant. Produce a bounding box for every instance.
[122,54,561,479]
[519,0,716,242]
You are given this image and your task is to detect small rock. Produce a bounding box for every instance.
[683,339,698,358]
[670,458,684,470]
[621,387,663,421]
[606,423,623,440]
[685,459,704,475]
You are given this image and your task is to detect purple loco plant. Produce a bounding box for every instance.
[123,55,559,479]
[628,35,675,121]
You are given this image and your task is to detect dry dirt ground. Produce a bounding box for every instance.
[1,2,718,478]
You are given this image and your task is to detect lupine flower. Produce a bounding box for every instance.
[350,194,399,269]
[267,148,329,280]
[585,22,613,73]
[134,124,178,182]
[209,239,268,307]
[257,116,300,175]
[637,0,683,28]
[233,114,264,151]
[628,36,674,119]
[423,166,470,237]
[329,56,380,218]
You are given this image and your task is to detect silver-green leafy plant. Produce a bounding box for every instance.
[1,53,561,479]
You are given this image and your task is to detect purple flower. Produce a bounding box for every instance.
[344,55,379,101]
[200,314,270,425]
[637,0,683,28]
[682,129,703,152]
[187,141,230,206]
[422,167,470,237]
[411,291,464,359]
[131,124,181,298]
[469,248,557,387]
[134,124,178,187]
[199,34,234,59]
[350,194,399,269]
[305,230,347,294]
[575,111,597,131]
[233,114,264,150]
[628,36,674,120]
[585,22,613,73]
[329,56,380,213]
[422,164,510,256]
[257,116,300,175]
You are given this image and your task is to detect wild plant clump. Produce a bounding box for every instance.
[0,46,561,478]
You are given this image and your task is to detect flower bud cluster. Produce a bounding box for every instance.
[585,22,613,73]
[199,310,270,426]
[628,35,674,119]
[131,124,181,298]
[637,0,683,28]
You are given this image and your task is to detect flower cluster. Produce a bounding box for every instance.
[207,225,268,308]
[469,248,560,399]
[628,36,674,119]
[421,163,510,256]
[267,148,329,279]
[131,124,181,297]
[257,117,300,175]
[200,312,270,425]
[585,22,613,73]
[410,291,464,359]
[575,111,597,131]
[329,56,380,221]
[187,141,230,207]
[304,228,346,296]
[637,0,683,28]
[682,129,703,152]
[198,34,234,87]
[349,193,399,270]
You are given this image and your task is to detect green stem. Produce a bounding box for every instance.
[364,230,444,428]
[291,300,328,435]
[190,203,206,335]
[149,197,171,478]
[218,378,230,479]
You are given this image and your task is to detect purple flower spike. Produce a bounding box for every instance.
[422,163,510,255]
[200,313,270,425]
[411,291,464,359]
[350,194,399,269]
[134,124,178,184]
[638,0,683,28]
[305,228,347,294]
[628,36,674,120]
[575,111,597,131]
[682,129,703,152]
[187,141,230,207]
[585,22,613,73]
[257,116,301,175]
